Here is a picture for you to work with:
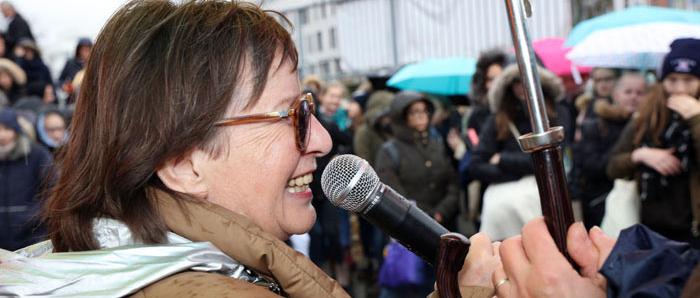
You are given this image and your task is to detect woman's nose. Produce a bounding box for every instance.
[306,115,332,157]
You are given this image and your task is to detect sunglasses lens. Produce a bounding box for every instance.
[297,99,311,150]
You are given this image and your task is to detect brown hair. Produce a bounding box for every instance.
[633,84,669,145]
[494,84,557,141]
[43,0,298,252]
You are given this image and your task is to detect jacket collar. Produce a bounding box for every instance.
[153,189,349,298]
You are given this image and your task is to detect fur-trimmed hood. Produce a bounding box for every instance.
[488,64,564,113]
[593,99,632,122]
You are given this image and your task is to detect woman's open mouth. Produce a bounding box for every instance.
[286,173,312,194]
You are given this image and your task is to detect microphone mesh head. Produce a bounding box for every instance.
[321,154,380,212]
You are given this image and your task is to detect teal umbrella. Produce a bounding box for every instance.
[565,6,700,46]
[387,57,476,96]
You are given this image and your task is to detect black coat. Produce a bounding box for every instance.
[375,91,460,224]
[468,107,533,184]
[17,57,52,87]
[5,14,34,53]
[1,135,52,251]
[58,58,84,85]
[575,100,630,200]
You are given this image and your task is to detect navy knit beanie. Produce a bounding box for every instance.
[660,38,700,80]
[0,108,22,133]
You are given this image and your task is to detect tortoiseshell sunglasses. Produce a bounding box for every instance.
[214,93,316,151]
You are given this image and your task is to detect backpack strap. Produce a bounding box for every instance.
[382,140,401,171]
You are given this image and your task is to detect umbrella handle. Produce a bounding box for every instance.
[504,0,577,265]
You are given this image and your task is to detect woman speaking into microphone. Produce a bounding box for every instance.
[0,1,501,297]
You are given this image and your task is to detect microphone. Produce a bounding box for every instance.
[321,154,455,265]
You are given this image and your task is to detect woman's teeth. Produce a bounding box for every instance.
[287,173,312,193]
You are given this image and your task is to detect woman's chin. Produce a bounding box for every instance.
[281,204,317,238]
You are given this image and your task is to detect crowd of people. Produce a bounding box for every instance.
[0,1,89,251]
[1,0,699,297]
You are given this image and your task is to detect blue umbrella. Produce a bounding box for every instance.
[387,57,476,96]
[565,6,700,46]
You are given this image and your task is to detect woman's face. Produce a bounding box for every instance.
[320,85,343,116]
[44,113,66,145]
[0,124,16,147]
[485,64,503,91]
[663,73,700,98]
[195,57,332,240]
[612,75,647,113]
[78,45,91,61]
[406,101,430,132]
[592,68,617,98]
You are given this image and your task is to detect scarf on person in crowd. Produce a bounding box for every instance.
[639,112,694,201]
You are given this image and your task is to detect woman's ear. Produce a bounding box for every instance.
[156,150,208,199]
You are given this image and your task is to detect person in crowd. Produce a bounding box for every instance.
[302,74,323,95]
[58,38,92,90]
[353,90,394,166]
[447,50,509,231]
[35,108,67,153]
[575,68,618,122]
[467,50,508,136]
[315,81,358,289]
[13,81,54,109]
[376,90,460,228]
[468,64,568,240]
[374,90,461,297]
[569,67,619,203]
[15,39,52,88]
[0,57,24,104]
[11,81,52,129]
[351,78,373,111]
[0,1,34,57]
[575,72,646,228]
[350,89,394,293]
[0,2,500,297]
[307,86,354,291]
[0,108,52,251]
[318,81,358,133]
[608,38,700,246]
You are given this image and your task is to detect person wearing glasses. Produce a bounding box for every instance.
[374,91,462,297]
[0,1,501,297]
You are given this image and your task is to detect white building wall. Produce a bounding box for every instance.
[337,0,572,74]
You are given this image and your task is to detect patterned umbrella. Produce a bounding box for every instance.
[567,22,700,69]
[565,6,700,46]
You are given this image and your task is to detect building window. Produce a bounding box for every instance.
[299,8,308,25]
[309,65,317,75]
[321,3,327,19]
[329,27,336,49]
[317,31,323,52]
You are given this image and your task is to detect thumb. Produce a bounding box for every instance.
[589,226,616,268]
[567,222,598,279]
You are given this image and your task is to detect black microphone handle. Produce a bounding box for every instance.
[360,184,449,265]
